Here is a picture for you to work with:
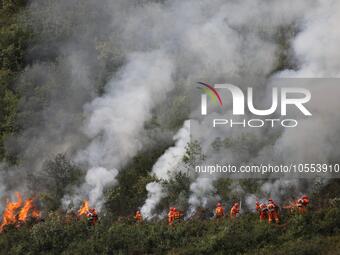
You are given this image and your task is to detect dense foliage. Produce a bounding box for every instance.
[0,0,29,162]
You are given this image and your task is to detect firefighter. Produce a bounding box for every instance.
[230,202,240,219]
[134,210,142,222]
[256,201,267,221]
[168,207,175,225]
[268,198,280,218]
[215,202,224,219]
[267,200,279,224]
[256,201,260,212]
[86,208,98,226]
[268,198,278,208]
[259,203,268,222]
[297,195,309,214]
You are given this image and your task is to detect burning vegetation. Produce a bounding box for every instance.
[0,193,40,232]
[77,200,98,226]
[77,200,90,217]
[0,197,100,232]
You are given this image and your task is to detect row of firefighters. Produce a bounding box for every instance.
[81,195,309,226]
[134,195,310,225]
[212,195,309,224]
[1,195,310,231]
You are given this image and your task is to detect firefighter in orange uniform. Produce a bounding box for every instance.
[297,195,309,214]
[256,201,268,222]
[256,201,261,212]
[260,203,268,221]
[135,210,142,222]
[86,208,98,226]
[269,198,280,217]
[215,202,224,219]
[267,199,279,224]
[230,202,240,219]
[168,207,175,225]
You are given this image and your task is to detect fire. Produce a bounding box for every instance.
[18,198,32,221]
[78,200,90,216]
[0,192,22,232]
[77,200,98,226]
[31,209,41,219]
[0,192,40,232]
[18,198,41,222]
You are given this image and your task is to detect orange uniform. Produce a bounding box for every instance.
[256,201,268,221]
[168,208,175,225]
[86,208,98,226]
[297,195,309,214]
[256,201,260,212]
[135,210,142,222]
[230,203,240,219]
[267,200,279,224]
[215,202,225,218]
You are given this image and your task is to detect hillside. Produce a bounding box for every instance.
[1,1,340,255]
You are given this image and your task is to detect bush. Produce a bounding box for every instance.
[0,206,340,254]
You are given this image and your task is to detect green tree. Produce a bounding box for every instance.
[31,154,83,211]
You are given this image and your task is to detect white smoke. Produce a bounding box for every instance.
[140,120,190,218]
[130,0,333,215]
[253,0,340,205]
[62,167,118,211]
[245,194,258,212]
[141,182,166,219]
[290,0,340,77]
[189,0,340,212]
[76,50,174,168]
[187,177,219,216]
[152,120,190,180]
[67,50,175,208]
[272,0,340,162]
[85,167,118,210]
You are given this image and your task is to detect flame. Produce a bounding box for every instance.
[78,200,90,216]
[18,197,41,222]
[31,209,41,219]
[0,192,22,232]
[0,192,41,232]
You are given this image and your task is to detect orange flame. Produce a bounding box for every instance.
[78,200,90,216]
[0,192,22,232]
[0,192,41,232]
[18,197,40,222]
[31,209,41,219]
